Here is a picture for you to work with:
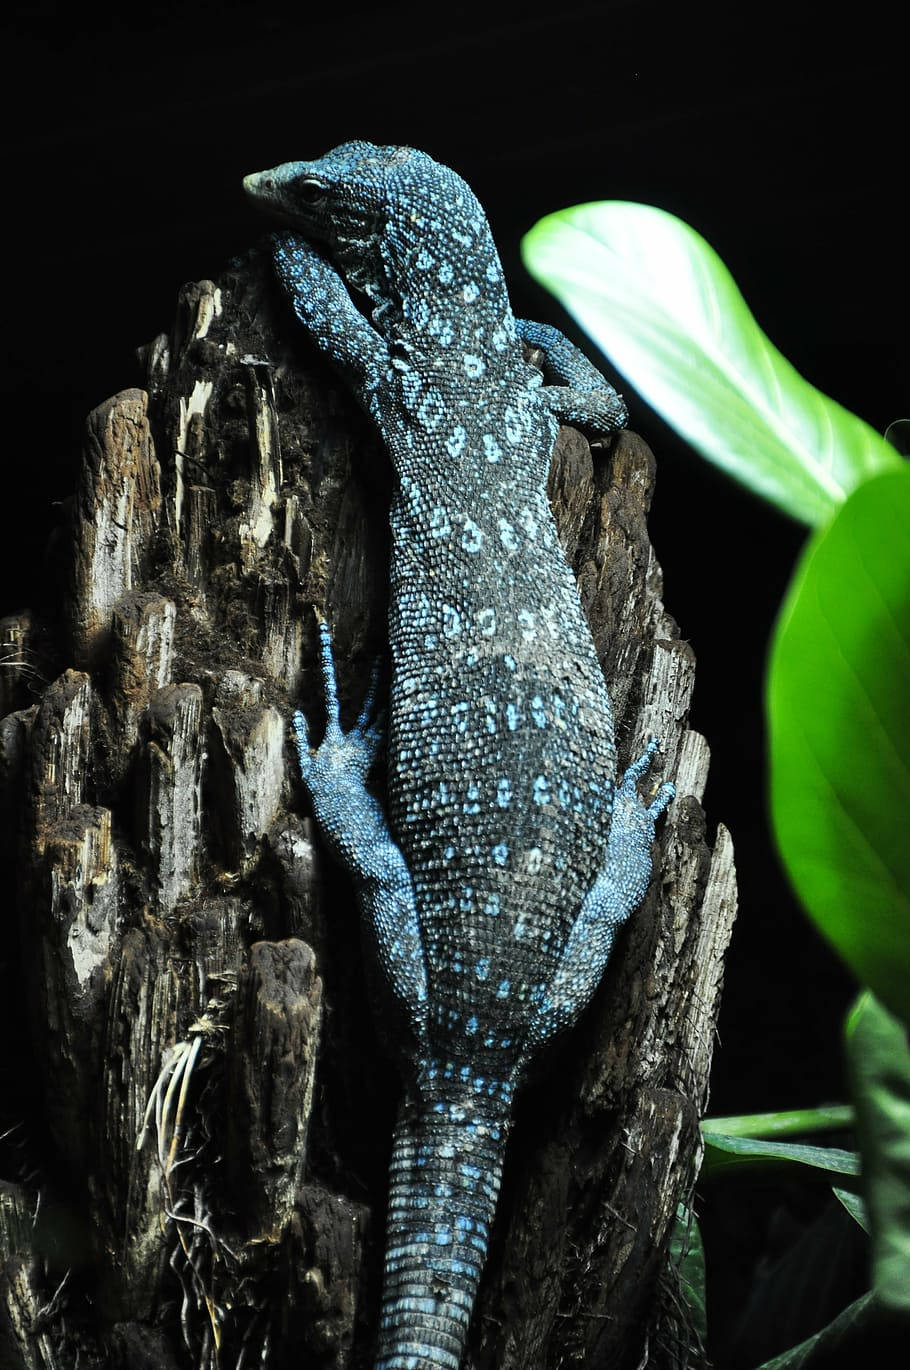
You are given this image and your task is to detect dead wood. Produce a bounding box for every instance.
[0,249,736,1370]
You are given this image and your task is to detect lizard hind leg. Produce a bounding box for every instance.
[293,620,428,1036]
[516,316,628,433]
[526,740,674,1050]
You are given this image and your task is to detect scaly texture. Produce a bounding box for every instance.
[243,142,674,1370]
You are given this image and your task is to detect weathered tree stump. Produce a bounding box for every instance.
[0,248,736,1370]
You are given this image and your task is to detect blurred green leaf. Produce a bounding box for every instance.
[703,1106,853,1140]
[669,1204,707,1343]
[768,467,910,1023]
[846,991,910,1313]
[700,1130,859,1182]
[522,202,898,526]
[754,1291,875,1369]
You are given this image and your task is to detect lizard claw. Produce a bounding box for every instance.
[648,781,676,820]
[355,655,383,731]
[619,738,674,818]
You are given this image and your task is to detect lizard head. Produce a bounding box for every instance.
[243,141,505,311]
[243,140,399,238]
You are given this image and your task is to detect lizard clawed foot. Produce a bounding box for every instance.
[293,620,385,791]
[618,737,675,820]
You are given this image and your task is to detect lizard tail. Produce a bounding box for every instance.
[374,1081,512,1370]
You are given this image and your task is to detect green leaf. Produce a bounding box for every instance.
[768,467,910,1023]
[669,1204,707,1343]
[845,991,910,1313]
[832,1185,870,1233]
[700,1130,860,1182]
[754,1290,875,1369]
[522,202,898,526]
[702,1106,853,1140]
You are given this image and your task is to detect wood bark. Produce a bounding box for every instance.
[0,249,736,1370]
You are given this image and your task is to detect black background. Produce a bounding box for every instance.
[2,0,905,1124]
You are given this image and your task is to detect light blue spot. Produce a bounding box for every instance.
[518,508,539,539]
[465,1016,478,1036]
[438,261,454,285]
[531,695,547,727]
[463,353,484,378]
[474,958,490,981]
[483,434,502,463]
[484,893,500,917]
[533,774,551,805]
[504,404,525,444]
[417,388,445,430]
[496,979,510,999]
[477,607,496,636]
[498,518,519,552]
[400,369,422,411]
[496,777,512,807]
[492,843,509,867]
[429,505,452,539]
[446,425,467,458]
[504,654,516,671]
[462,518,483,552]
[518,609,537,642]
[506,702,520,731]
[462,281,480,303]
[442,603,462,637]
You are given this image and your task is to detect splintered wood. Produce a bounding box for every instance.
[0,252,736,1370]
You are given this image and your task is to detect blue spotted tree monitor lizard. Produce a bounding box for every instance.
[243,142,674,1370]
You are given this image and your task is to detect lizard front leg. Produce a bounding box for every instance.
[272,232,391,413]
[527,740,674,1049]
[516,316,628,433]
[294,621,428,1038]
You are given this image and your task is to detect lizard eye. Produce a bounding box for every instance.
[297,177,327,207]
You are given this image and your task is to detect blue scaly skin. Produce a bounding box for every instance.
[243,142,673,1370]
